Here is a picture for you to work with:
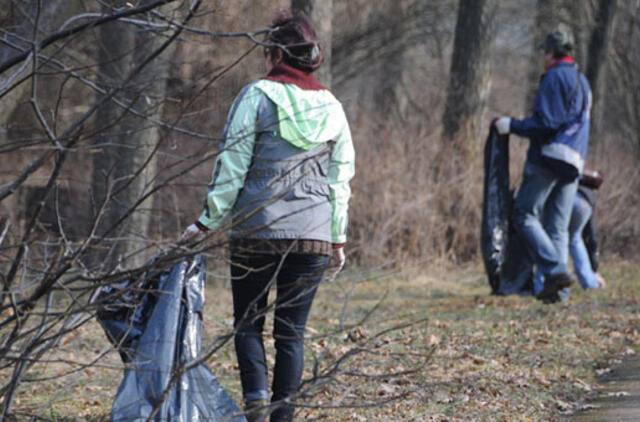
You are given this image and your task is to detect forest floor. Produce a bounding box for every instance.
[6,260,640,421]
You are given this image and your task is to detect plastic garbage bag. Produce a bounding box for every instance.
[97,254,246,422]
[498,207,534,295]
[481,126,511,294]
[481,127,534,295]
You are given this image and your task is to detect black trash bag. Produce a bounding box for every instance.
[481,127,535,295]
[497,193,534,295]
[481,126,511,293]
[96,254,246,422]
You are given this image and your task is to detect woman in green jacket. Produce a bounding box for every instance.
[182,11,354,422]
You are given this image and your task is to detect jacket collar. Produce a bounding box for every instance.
[264,64,327,91]
[545,56,575,72]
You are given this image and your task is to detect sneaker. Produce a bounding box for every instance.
[536,272,574,302]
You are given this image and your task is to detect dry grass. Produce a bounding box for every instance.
[347,110,640,267]
[301,261,640,421]
[5,260,639,421]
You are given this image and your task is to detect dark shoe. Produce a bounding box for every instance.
[536,272,574,301]
[244,399,269,422]
[541,293,561,304]
[270,403,295,422]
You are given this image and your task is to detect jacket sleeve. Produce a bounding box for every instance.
[198,85,261,231]
[510,71,569,139]
[328,110,355,245]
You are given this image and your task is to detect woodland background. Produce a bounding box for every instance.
[1,0,640,419]
[1,0,639,269]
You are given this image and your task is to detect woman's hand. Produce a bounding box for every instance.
[180,223,206,243]
[325,246,346,282]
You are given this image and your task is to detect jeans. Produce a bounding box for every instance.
[532,192,599,294]
[569,193,599,288]
[514,163,578,278]
[231,251,329,422]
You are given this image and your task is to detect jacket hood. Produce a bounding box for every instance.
[254,79,347,151]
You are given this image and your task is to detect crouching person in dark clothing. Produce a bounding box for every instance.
[494,29,592,303]
[182,11,355,422]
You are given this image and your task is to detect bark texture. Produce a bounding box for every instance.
[90,1,173,269]
[442,0,498,146]
[585,0,618,143]
[525,0,562,110]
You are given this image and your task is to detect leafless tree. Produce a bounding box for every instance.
[525,0,563,108]
[332,1,454,124]
[0,0,206,417]
[608,0,640,158]
[442,0,498,146]
[0,1,429,419]
[89,0,176,270]
[0,0,638,419]
[585,0,618,144]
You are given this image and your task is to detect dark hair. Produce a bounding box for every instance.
[550,45,572,59]
[266,11,323,73]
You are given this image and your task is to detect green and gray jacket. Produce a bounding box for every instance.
[198,79,355,246]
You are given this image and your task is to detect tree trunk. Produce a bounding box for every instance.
[90,1,173,270]
[291,0,333,87]
[525,0,562,109]
[441,0,498,146]
[609,3,640,158]
[371,1,411,121]
[585,0,618,147]
[0,1,83,241]
[437,0,497,257]
[0,1,73,127]
[565,0,591,67]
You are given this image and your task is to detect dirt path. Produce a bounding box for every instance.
[571,355,640,422]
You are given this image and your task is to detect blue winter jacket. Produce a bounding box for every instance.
[510,60,591,168]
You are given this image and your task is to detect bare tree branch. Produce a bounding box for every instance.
[0,0,177,76]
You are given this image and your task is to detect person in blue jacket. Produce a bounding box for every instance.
[495,29,592,303]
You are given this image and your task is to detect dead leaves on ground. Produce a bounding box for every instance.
[298,263,640,420]
[7,263,640,420]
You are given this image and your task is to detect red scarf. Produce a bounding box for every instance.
[264,64,327,91]
[545,56,575,72]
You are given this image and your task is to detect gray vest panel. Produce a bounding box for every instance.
[230,95,333,241]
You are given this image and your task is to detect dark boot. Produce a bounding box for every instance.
[537,272,574,302]
[244,399,269,422]
[541,293,561,304]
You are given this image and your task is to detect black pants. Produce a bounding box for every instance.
[231,251,328,421]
